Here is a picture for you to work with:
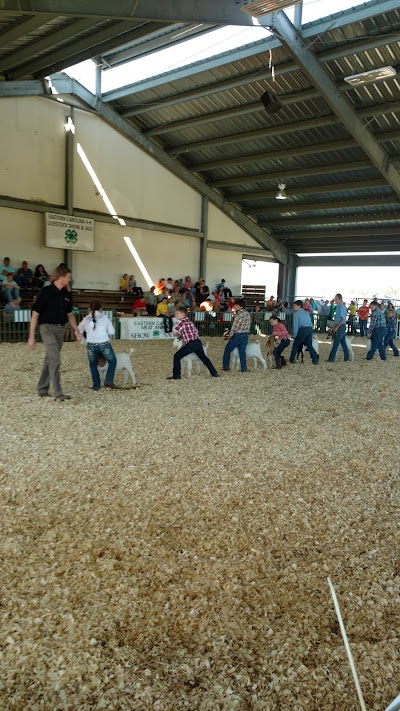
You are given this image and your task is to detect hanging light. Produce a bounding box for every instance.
[275,182,287,200]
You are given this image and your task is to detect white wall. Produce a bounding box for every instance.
[0,207,63,272]
[0,96,269,290]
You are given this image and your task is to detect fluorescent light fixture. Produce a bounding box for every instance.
[124,237,153,289]
[64,116,75,133]
[276,182,287,200]
[118,218,126,226]
[240,0,301,16]
[344,66,396,87]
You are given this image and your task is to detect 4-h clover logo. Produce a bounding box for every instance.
[153,330,160,337]
[65,228,78,245]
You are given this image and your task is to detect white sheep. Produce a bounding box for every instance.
[231,339,268,370]
[97,348,137,386]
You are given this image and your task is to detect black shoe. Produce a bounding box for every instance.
[222,367,230,371]
[54,394,72,402]
[166,376,180,380]
[104,383,119,389]
[212,374,219,378]
[38,392,51,397]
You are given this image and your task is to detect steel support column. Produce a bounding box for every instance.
[64,107,74,268]
[200,196,208,280]
[283,253,299,302]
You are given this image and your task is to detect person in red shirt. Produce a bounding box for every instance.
[357,299,369,337]
[168,306,219,380]
[132,296,147,316]
[269,315,290,369]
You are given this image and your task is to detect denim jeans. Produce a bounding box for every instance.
[4,287,19,302]
[385,336,399,356]
[87,342,117,388]
[274,338,290,365]
[366,327,387,360]
[161,315,173,333]
[290,327,318,364]
[328,323,349,361]
[359,319,368,337]
[172,338,218,379]
[223,332,249,372]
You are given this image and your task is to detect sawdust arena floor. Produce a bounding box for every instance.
[0,336,399,710]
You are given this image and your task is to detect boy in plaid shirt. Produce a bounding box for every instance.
[168,306,219,380]
[366,300,386,361]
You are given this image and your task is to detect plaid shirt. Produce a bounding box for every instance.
[174,317,199,344]
[231,308,251,335]
[368,307,386,336]
[386,316,396,339]
[273,322,289,340]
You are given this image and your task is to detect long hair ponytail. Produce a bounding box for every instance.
[89,300,102,330]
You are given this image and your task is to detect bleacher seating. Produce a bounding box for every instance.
[241,284,266,308]
[18,288,134,314]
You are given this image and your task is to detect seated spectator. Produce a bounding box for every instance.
[17,261,33,288]
[158,287,170,302]
[156,296,173,334]
[144,286,157,315]
[119,273,132,293]
[227,295,235,310]
[165,277,174,290]
[33,264,48,288]
[3,296,21,319]
[217,278,232,300]
[128,275,137,289]
[132,295,147,316]
[1,273,20,302]
[1,258,17,283]
[200,284,210,301]
[266,295,276,309]
[184,276,193,291]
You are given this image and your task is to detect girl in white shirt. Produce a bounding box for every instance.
[78,301,118,390]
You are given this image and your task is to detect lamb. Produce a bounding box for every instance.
[172,338,210,378]
[97,348,137,386]
[231,339,269,370]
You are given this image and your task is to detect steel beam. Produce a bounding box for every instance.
[0,17,96,73]
[0,13,54,48]
[294,244,400,254]
[211,160,374,188]
[0,79,46,96]
[299,255,400,266]
[193,130,400,173]
[252,196,400,216]
[208,241,274,257]
[0,1,254,25]
[200,196,208,279]
[51,77,289,264]
[270,11,400,197]
[105,1,400,108]
[229,179,387,202]
[0,193,202,237]
[169,101,400,157]
[6,20,150,79]
[264,213,400,228]
[283,227,400,239]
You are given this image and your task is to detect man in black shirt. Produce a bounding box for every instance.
[28,265,81,401]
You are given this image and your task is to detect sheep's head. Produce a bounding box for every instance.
[172,337,181,349]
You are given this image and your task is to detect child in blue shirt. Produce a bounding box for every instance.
[385,308,399,356]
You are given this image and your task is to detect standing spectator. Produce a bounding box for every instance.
[1,273,20,302]
[266,295,276,309]
[318,299,329,332]
[366,300,387,361]
[385,308,399,357]
[357,299,369,337]
[168,306,218,380]
[34,264,48,288]
[269,315,290,369]
[156,296,173,334]
[17,261,33,288]
[27,265,81,401]
[78,301,118,390]
[144,286,157,315]
[222,298,251,373]
[347,300,357,335]
[327,294,350,363]
[289,300,318,365]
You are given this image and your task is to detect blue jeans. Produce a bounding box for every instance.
[274,338,290,365]
[385,335,399,356]
[328,324,349,361]
[359,319,367,337]
[290,327,318,364]
[367,327,386,360]
[223,333,249,371]
[87,342,117,388]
